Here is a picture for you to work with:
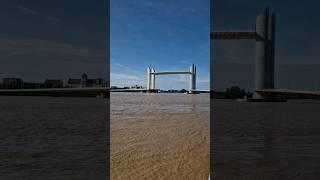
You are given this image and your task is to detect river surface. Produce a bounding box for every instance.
[1,95,318,180]
[111,93,210,180]
[212,99,320,179]
[0,96,108,179]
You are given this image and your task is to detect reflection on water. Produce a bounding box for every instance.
[111,93,210,180]
[212,99,320,179]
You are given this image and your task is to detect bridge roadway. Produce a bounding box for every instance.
[256,89,320,99]
[150,71,192,75]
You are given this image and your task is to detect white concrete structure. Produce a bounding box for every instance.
[147,67,151,90]
[147,64,197,93]
[211,7,276,100]
[151,68,156,90]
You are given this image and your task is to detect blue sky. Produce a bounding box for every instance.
[110,0,210,90]
[2,0,318,91]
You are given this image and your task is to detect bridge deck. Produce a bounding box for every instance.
[211,31,257,40]
[190,89,210,93]
[151,71,192,75]
[257,89,320,99]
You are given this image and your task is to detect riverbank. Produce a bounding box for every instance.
[0,88,108,97]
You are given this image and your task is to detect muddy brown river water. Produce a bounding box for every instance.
[2,94,318,179]
[111,93,210,180]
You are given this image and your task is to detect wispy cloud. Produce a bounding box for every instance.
[177,74,189,82]
[177,74,209,83]
[110,72,143,81]
[132,0,200,21]
[110,72,146,87]
[134,0,163,9]
[113,62,130,70]
[179,59,192,64]
[47,17,62,24]
[197,78,210,83]
[17,5,39,16]
[0,37,105,60]
[17,5,61,24]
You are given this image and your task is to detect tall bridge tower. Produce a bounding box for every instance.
[211,7,275,99]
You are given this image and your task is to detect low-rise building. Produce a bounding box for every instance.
[23,82,45,89]
[44,79,63,88]
[67,79,82,88]
[2,78,24,89]
[131,84,143,89]
[66,73,105,88]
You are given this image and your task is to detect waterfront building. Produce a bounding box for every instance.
[2,78,24,89]
[44,79,64,88]
[23,82,44,89]
[67,73,104,88]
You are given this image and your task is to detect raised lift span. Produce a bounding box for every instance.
[147,64,196,93]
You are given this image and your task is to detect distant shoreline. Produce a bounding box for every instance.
[0,88,107,97]
[0,88,209,97]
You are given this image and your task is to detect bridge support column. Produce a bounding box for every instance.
[253,8,277,100]
[254,8,270,99]
[151,68,156,90]
[189,64,196,93]
[147,67,151,90]
[267,13,275,89]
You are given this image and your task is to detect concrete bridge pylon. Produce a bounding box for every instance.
[211,7,276,100]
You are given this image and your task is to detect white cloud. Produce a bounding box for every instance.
[0,37,105,59]
[47,17,62,24]
[177,74,189,82]
[17,5,61,24]
[110,72,143,81]
[110,72,146,87]
[113,62,129,69]
[17,5,39,16]
[197,78,210,83]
